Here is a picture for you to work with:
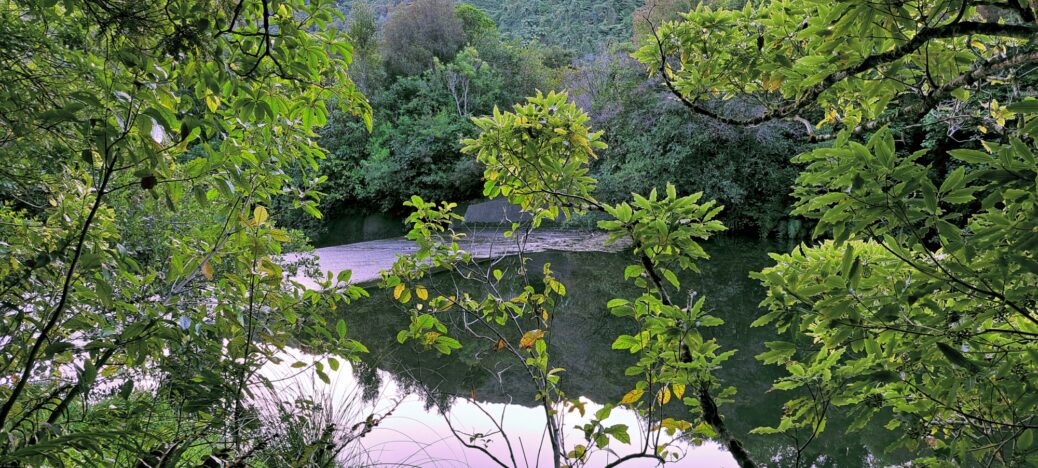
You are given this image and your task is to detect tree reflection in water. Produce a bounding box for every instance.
[334,237,906,466]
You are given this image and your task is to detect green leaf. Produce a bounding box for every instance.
[936,220,963,246]
[662,269,679,288]
[118,379,135,399]
[847,256,861,289]
[948,149,991,164]
[939,167,966,194]
[936,342,980,373]
[1007,99,1038,114]
[44,341,74,357]
[336,319,347,339]
[605,424,631,444]
[1020,429,1034,450]
[840,244,855,279]
[611,335,641,352]
[756,341,796,365]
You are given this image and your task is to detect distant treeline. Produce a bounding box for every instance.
[304,0,808,237]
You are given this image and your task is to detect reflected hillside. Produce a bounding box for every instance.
[337,237,906,466]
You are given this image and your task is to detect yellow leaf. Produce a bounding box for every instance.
[661,417,692,431]
[422,331,441,345]
[762,75,783,92]
[416,286,429,301]
[201,261,214,280]
[205,94,220,112]
[269,229,290,242]
[519,329,545,349]
[542,309,549,322]
[494,339,506,352]
[657,386,672,405]
[621,389,644,405]
[825,108,839,124]
[672,384,686,400]
[568,399,586,416]
[971,40,986,51]
[253,205,268,225]
[393,284,405,300]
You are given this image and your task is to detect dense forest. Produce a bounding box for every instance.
[341,0,644,55]
[1,0,1037,466]
[301,0,807,238]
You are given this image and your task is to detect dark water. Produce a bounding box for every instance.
[314,212,407,247]
[313,200,538,247]
[335,236,905,466]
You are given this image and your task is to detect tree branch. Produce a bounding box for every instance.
[650,15,1037,128]
[813,47,1038,141]
[0,154,117,427]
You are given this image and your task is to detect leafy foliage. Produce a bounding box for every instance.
[381,91,758,466]
[312,7,562,218]
[633,0,1037,133]
[0,0,370,463]
[461,0,643,54]
[753,110,1038,465]
[637,0,1038,465]
[344,1,385,94]
[381,0,465,77]
[463,91,605,224]
[363,0,643,54]
[566,49,807,236]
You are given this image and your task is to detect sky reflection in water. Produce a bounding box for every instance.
[272,236,903,467]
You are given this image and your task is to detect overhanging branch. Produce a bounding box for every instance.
[813,47,1038,141]
[651,15,1037,128]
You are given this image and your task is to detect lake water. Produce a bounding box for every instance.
[283,228,905,467]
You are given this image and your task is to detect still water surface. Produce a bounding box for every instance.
[286,229,905,467]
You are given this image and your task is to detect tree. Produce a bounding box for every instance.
[381,0,465,77]
[563,47,806,236]
[632,1,750,39]
[311,10,560,219]
[0,0,369,463]
[456,2,498,45]
[632,0,1038,465]
[379,91,748,468]
[438,47,491,117]
[462,0,644,55]
[346,0,385,94]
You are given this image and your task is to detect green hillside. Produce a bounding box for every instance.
[462,0,642,54]
[350,0,642,54]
